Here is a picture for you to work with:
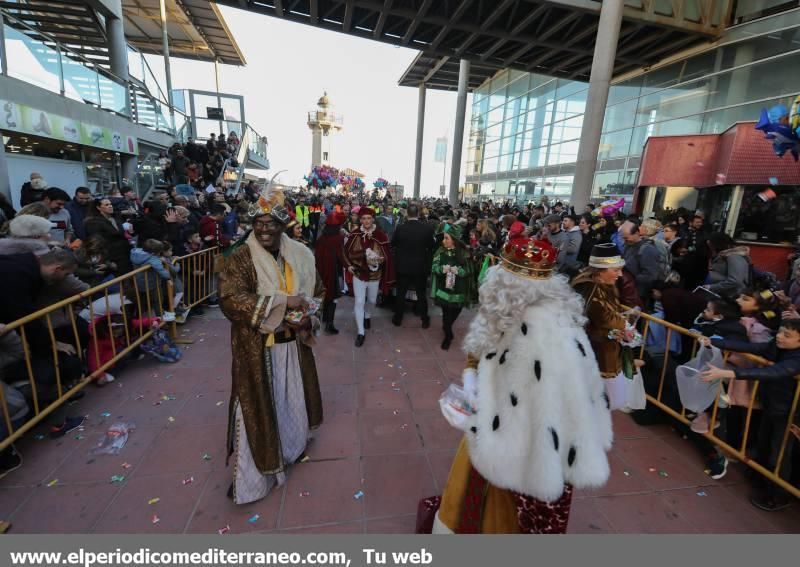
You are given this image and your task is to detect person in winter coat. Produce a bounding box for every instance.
[703,233,752,300]
[130,239,173,314]
[431,224,473,350]
[199,204,231,249]
[620,219,660,303]
[700,320,800,512]
[559,214,582,273]
[84,198,132,275]
[314,212,347,334]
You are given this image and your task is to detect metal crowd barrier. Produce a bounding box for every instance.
[635,310,800,499]
[0,248,219,452]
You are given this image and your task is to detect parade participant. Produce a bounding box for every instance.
[314,211,346,334]
[343,207,394,347]
[218,184,324,505]
[391,204,435,329]
[571,243,627,378]
[421,237,612,533]
[431,223,474,350]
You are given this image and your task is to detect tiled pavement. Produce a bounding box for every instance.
[1,297,799,534]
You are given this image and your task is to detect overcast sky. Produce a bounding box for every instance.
[148,4,472,197]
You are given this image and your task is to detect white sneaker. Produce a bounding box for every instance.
[96,373,115,386]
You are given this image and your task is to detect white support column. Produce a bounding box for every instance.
[160,0,176,130]
[449,59,470,206]
[413,83,426,199]
[106,4,130,116]
[569,0,625,209]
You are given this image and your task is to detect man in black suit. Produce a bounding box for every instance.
[391,204,435,328]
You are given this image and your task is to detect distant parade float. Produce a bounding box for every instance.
[755,96,800,160]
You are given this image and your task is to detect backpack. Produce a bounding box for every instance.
[640,239,671,282]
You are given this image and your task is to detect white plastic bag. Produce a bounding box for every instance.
[675,345,723,412]
[604,374,628,411]
[90,422,136,456]
[624,370,647,411]
[439,384,475,432]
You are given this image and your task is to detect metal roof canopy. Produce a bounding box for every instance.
[211,0,726,90]
[122,0,245,65]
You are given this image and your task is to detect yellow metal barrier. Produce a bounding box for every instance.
[0,247,220,452]
[635,310,800,499]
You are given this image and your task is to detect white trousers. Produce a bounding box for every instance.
[353,276,379,335]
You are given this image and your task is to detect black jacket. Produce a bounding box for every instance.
[0,253,49,352]
[711,338,800,416]
[391,219,436,276]
[691,318,749,342]
[85,216,133,274]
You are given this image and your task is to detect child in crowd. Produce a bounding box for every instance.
[701,320,800,511]
[184,231,202,255]
[691,299,748,342]
[131,239,173,317]
[161,241,185,322]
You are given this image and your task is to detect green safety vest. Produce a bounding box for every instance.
[295,205,310,227]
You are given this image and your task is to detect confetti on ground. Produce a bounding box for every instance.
[299,491,310,497]
[391,382,398,387]
[769,177,779,186]
[353,490,365,500]
[392,388,401,392]
[74,435,84,440]
[378,376,384,381]
[395,349,401,353]
[298,455,310,463]
[623,471,630,477]
[162,395,176,401]
[153,401,162,406]
[393,410,399,415]
[34,434,45,440]
[248,514,260,524]
[135,395,145,401]
[202,453,212,461]
[151,515,160,525]
[110,475,125,483]
[46,479,58,487]
[697,491,707,496]
[152,373,159,378]
[148,498,160,505]
[216,401,224,406]
[387,364,394,368]
[165,374,173,379]
[182,476,194,485]
[196,394,204,398]
[400,424,408,430]
[658,471,669,477]
[122,463,132,469]
[101,412,111,418]
[648,467,656,473]
[167,417,175,423]
[218,525,230,535]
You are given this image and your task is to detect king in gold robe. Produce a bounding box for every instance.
[219,223,324,505]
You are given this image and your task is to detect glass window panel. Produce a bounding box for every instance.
[506,72,531,100]
[598,128,634,160]
[701,98,787,134]
[499,152,514,172]
[489,70,509,95]
[500,135,516,157]
[608,78,642,105]
[603,99,637,132]
[547,140,579,165]
[483,156,499,174]
[98,74,128,116]
[555,79,588,101]
[60,57,101,106]
[487,103,505,127]
[485,122,503,144]
[634,78,710,126]
[706,51,800,111]
[484,140,501,160]
[4,25,68,96]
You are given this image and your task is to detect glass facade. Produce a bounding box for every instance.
[465,7,800,203]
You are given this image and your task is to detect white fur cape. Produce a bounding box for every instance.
[464,301,613,502]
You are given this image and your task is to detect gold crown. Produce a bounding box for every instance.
[498,238,557,280]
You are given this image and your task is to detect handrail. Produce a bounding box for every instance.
[1,8,183,134]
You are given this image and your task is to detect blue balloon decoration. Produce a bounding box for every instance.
[755,98,800,161]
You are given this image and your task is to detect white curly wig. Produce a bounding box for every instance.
[462,265,586,357]
[9,214,52,238]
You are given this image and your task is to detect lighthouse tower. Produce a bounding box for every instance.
[307,92,343,169]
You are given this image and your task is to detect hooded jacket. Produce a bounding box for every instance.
[710,338,800,416]
[708,246,751,299]
[622,238,660,300]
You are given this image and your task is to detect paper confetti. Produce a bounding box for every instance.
[47,479,58,487]
[395,349,401,353]
[162,395,176,401]
[715,173,727,185]
[122,463,132,469]
[182,476,194,485]
[353,490,365,500]
[623,471,630,477]
[101,412,111,418]
[151,515,160,525]
[153,402,162,406]
[110,475,125,483]
[658,471,669,477]
[387,364,394,368]
[248,514,260,524]
[697,491,707,497]
[648,467,657,473]
[393,410,399,415]
[148,498,160,505]
[202,453,212,461]
[74,435,85,440]
[769,177,779,186]
[135,395,145,401]
[299,491,310,497]
[216,401,224,406]
[34,434,45,440]
[167,417,175,423]
[392,388,401,392]
[298,455,310,463]
[165,374,173,380]
[218,525,230,535]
